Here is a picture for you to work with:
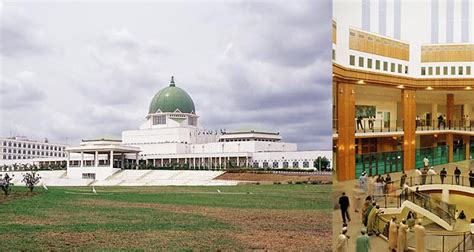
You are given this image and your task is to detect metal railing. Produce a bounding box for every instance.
[333,119,474,134]
[374,215,473,252]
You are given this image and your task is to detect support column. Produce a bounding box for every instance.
[463,135,470,160]
[135,153,139,169]
[121,153,124,169]
[67,152,70,169]
[94,151,98,167]
[110,150,114,168]
[447,134,454,162]
[442,188,450,203]
[447,94,454,128]
[357,138,363,155]
[431,103,438,127]
[80,151,84,167]
[336,82,356,181]
[237,156,240,168]
[193,157,196,169]
[219,156,222,169]
[402,89,416,171]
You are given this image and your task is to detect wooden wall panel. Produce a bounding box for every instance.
[349,28,410,61]
[421,44,474,62]
[336,82,356,181]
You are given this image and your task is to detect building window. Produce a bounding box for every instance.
[332,49,335,60]
[375,60,381,70]
[397,64,402,73]
[303,161,309,168]
[263,161,269,168]
[358,57,364,67]
[459,66,463,75]
[436,66,440,75]
[421,67,426,76]
[82,173,96,179]
[405,66,408,74]
[188,117,197,126]
[282,161,289,168]
[367,58,372,69]
[390,63,395,73]
[349,55,355,66]
[292,161,299,168]
[383,62,388,71]
[467,66,472,75]
[443,66,448,75]
[272,162,278,168]
[451,66,456,75]
[153,115,166,125]
[428,67,433,75]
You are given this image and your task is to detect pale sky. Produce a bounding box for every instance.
[0,0,332,150]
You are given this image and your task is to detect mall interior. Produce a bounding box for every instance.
[333,0,473,251]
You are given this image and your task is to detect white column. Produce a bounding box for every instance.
[94,151,98,167]
[135,153,139,169]
[110,150,114,168]
[80,151,84,167]
[121,153,124,169]
[442,188,449,203]
[237,156,240,168]
[246,156,249,167]
[67,152,70,169]
[432,103,438,126]
[193,157,196,169]
[219,156,222,169]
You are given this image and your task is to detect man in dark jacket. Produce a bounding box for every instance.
[440,168,447,184]
[454,167,461,185]
[339,192,351,224]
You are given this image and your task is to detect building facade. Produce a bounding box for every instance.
[333,0,474,181]
[0,136,66,161]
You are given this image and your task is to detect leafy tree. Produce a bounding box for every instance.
[314,156,331,171]
[21,171,41,192]
[0,173,14,196]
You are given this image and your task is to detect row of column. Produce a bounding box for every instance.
[146,156,249,169]
[336,83,471,181]
[67,151,139,169]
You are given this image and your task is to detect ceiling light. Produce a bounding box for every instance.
[397,85,404,89]
[466,86,472,90]
[357,80,365,84]
[426,86,433,90]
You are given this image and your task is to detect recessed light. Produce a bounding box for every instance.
[357,80,365,84]
[397,85,404,89]
[466,86,472,90]
[426,86,433,90]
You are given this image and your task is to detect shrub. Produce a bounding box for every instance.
[0,173,14,196]
[21,171,41,192]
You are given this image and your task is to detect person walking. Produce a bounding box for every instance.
[414,220,426,252]
[336,227,349,252]
[469,170,474,187]
[454,167,461,185]
[338,192,351,224]
[388,216,398,251]
[440,167,447,184]
[356,227,370,252]
[397,219,409,252]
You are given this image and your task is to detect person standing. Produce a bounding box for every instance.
[469,170,474,187]
[415,168,422,185]
[437,115,444,129]
[440,167,447,184]
[423,156,429,168]
[338,192,351,224]
[352,184,364,213]
[421,167,428,185]
[397,219,409,252]
[336,227,349,252]
[454,167,461,185]
[356,228,370,252]
[357,115,364,131]
[388,216,398,251]
[400,171,407,188]
[414,221,426,252]
[359,171,368,193]
[427,166,436,184]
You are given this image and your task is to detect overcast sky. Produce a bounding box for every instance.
[0,0,332,150]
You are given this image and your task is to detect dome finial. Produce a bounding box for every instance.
[170,76,175,86]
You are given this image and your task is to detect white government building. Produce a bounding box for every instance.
[1,77,331,182]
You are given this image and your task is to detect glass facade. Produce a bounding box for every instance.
[355,150,403,178]
[415,146,449,169]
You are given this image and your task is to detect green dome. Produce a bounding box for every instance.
[148,77,196,114]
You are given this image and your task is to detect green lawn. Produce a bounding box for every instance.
[0,185,331,250]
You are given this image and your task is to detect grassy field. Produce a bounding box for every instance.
[0,184,331,250]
